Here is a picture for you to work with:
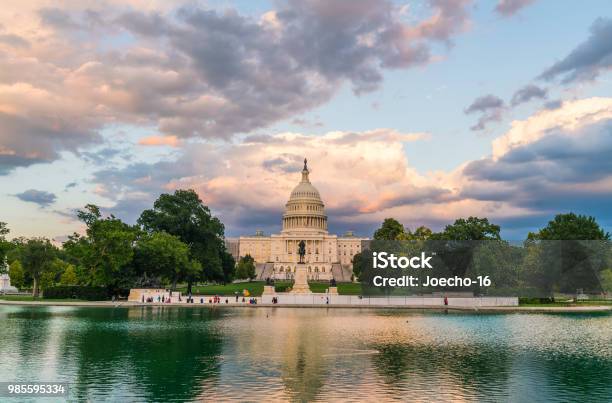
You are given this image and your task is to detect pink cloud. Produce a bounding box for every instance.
[138,135,180,147]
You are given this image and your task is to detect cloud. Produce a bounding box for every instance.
[81,147,122,164]
[89,128,441,235]
[460,98,612,233]
[0,34,30,48]
[539,18,612,83]
[0,0,474,174]
[544,99,563,110]
[15,189,57,207]
[491,97,612,158]
[138,135,181,147]
[494,0,536,17]
[86,96,612,238]
[510,84,547,106]
[464,94,505,130]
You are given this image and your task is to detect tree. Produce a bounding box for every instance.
[527,213,610,295]
[433,217,501,240]
[352,251,366,281]
[601,269,612,296]
[134,231,201,290]
[59,264,78,285]
[9,260,25,290]
[39,258,68,290]
[138,190,227,290]
[373,218,406,240]
[236,254,256,281]
[221,251,236,284]
[63,204,138,289]
[401,226,433,241]
[19,238,57,296]
[528,213,610,240]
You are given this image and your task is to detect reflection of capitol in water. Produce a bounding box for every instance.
[226,159,368,282]
[3,307,611,401]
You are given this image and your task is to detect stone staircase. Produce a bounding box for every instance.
[256,263,275,280]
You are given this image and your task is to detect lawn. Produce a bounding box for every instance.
[0,295,88,302]
[337,283,363,295]
[519,300,612,307]
[178,282,266,296]
[176,281,363,296]
[306,282,362,294]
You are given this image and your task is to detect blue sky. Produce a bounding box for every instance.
[0,0,611,241]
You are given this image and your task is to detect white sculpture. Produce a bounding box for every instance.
[0,258,18,293]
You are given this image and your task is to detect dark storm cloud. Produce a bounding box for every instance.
[464,94,505,130]
[539,18,612,83]
[15,189,57,207]
[510,84,547,106]
[494,0,536,17]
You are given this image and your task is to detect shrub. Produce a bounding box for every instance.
[275,283,293,293]
[519,297,555,304]
[43,286,109,300]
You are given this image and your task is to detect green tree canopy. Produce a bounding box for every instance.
[401,226,433,241]
[373,218,406,240]
[433,217,501,240]
[63,204,139,289]
[134,231,201,289]
[526,213,610,295]
[8,260,25,290]
[351,251,366,281]
[528,213,610,240]
[221,251,236,284]
[18,238,58,296]
[138,189,229,288]
[59,263,78,285]
[235,254,256,281]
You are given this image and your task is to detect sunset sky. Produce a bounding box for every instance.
[1,0,611,241]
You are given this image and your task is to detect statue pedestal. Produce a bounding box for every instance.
[290,263,312,294]
[262,285,275,295]
[0,273,18,293]
[328,286,338,295]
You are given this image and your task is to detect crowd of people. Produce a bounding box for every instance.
[140,292,259,305]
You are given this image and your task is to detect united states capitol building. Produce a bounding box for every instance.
[226,159,367,282]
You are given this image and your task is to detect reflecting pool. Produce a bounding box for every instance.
[0,306,610,402]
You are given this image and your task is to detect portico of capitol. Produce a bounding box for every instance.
[226,159,368,282]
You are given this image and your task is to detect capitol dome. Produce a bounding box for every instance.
[282,159,328,234]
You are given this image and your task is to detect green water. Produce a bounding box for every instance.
[0,306,610,402]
